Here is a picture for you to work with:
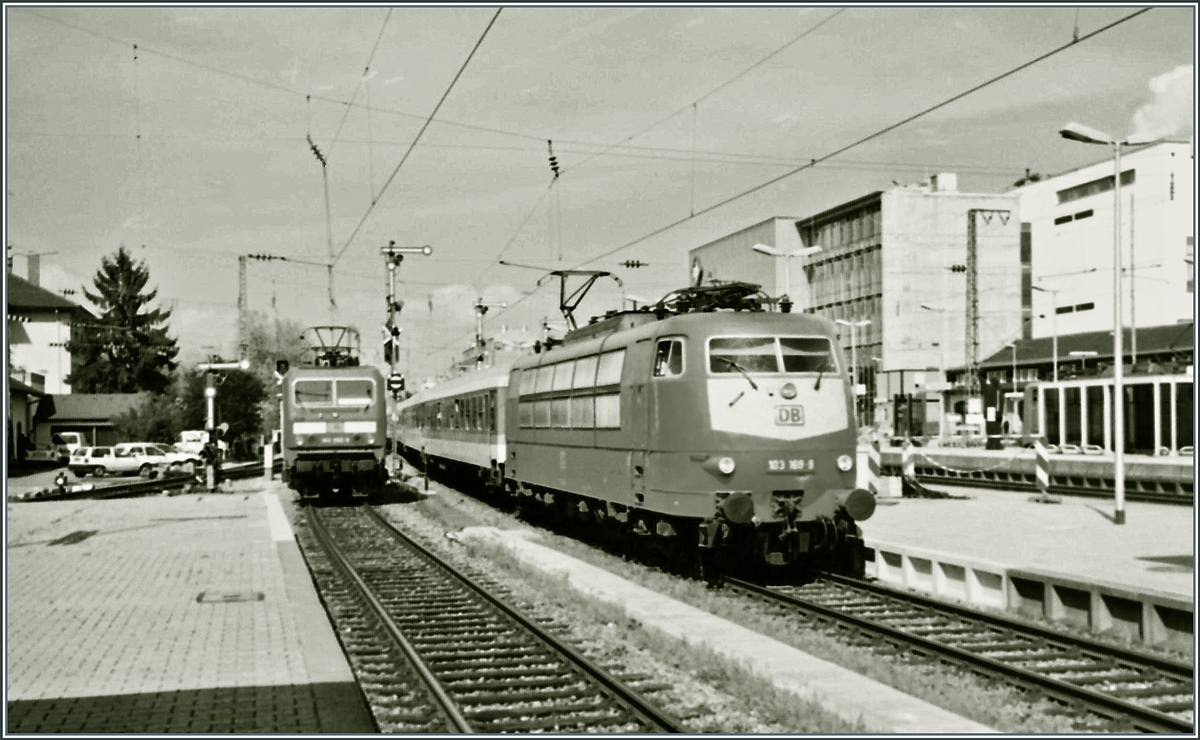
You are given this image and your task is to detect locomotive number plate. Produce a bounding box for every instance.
[775,405,805,425]
[767,458,815,474]
[326,436,349,444]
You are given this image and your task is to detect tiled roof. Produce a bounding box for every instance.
[977,322,1194,369]
[41,393,149,421]
[6,273,94,319]
[7,376,45,397]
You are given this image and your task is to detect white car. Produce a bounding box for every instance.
[69,446,115,477]
[24,443,65,466]
[108,443,180,477]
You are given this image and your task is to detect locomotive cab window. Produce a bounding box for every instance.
[294,380,334,406]
[709,337,778,373]
[780,337,835,373]
[708,336,836,374]
[336,380,374,406]
[653,338,685,377]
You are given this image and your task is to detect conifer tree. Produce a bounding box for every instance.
[66,245,179,393]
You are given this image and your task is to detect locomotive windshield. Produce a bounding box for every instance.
[294,380,334,406]
[709,336,835,374]
[337,379,374,406]
[292,378,375,407]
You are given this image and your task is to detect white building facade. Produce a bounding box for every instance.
[1014,140,1194,342]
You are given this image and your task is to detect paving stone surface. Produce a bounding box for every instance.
[5,485,375,733]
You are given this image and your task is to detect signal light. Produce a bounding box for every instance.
[949,264,967,273]
[620,260,647,268]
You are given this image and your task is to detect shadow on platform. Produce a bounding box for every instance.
[7,681,375,734]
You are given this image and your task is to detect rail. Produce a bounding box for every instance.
[726,575,1193,733]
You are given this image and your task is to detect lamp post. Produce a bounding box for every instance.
[836,319,871,426]
[752,243,822,303]
[1006,342,1017,388]
[1059,122,1158,525]
[1031,285,1059,382]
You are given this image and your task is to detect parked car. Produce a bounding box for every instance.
[107,443,179,477]
[69,446,115,478]
[52,432,86,456]
[24,443,65,466]
[148,443,203,468]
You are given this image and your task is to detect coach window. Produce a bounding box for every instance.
[596,350,625,386]
[553,361,574,391]
[653,338,684,377]
[551,398,570,427]
[294,380,334,407]
[518,368,536,396]
[535,364,555,394]
[572,355,598,389]
[534,399,552,428]
[518,401,534,427]
[570,396,594,428]
[595,394,621,428]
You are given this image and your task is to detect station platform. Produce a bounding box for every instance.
[4,479,376,734]
[859,484,1194,649]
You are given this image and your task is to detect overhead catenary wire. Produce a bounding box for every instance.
[563,7,846,178]
[332,7,503,268]
[325,7,392,162]
[437,6,1154,352]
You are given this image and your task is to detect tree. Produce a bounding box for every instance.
[111,391,182,445]
[182,367,267,460]
[240,310,308,440]
[66,245,179,393]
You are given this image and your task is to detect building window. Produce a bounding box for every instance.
[1054,214,1073,225]
[1074,209,1093,220]
[1056,169,1136,205]
[1074,301,1094,312]
[1055,305,1075,315]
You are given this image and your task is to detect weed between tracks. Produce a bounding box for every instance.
[382,482,1086,733]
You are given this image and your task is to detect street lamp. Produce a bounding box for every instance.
[1006,341,1017,388]
[835,318,871,425]
[1059,122,1158,525]
[752,243,822,302]
[1031,284,1059,382]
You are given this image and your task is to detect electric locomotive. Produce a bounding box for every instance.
[397,280,874,581]
[280,327,389,501]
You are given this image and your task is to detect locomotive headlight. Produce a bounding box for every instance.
[837,454,854,471]
[717,456,736,475]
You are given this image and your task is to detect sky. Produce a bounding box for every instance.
[4,3,1196,382]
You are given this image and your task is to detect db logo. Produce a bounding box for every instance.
[775,405,805,425]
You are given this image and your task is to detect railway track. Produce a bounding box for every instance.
[727,574,1194,733]
[298,504,685,733]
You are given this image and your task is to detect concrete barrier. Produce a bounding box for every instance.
[864,538,1193,649]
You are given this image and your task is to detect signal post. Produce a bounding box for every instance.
[381,242,433,473]
[196,358,249,491]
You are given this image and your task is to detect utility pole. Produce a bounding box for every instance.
[237,255,247,357]
[965,208,1011,397]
